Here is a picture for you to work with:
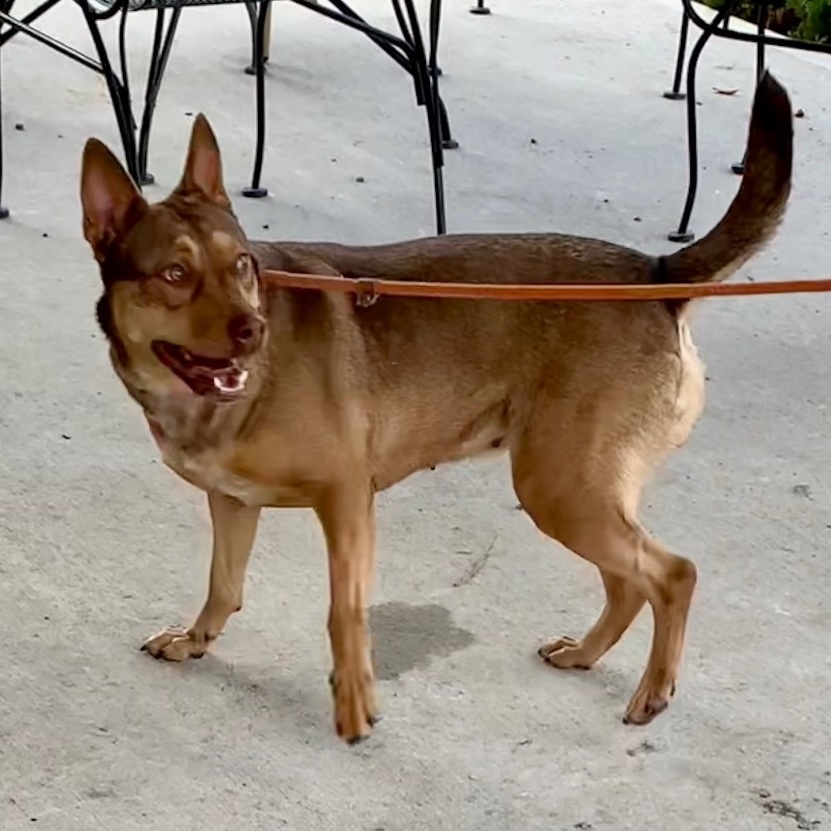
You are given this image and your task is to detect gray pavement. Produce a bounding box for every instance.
[1,0,830,828]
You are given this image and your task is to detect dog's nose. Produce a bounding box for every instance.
[228,314,265,351]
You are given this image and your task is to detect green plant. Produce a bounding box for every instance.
[701,0,831,42]
[787,0,831,42]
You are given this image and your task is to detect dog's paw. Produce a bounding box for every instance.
[623,678,676,726]
[329,667,379,744]
[538,636,595,670]
[141,627,208,662]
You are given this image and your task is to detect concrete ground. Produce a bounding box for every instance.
[1,0,830,828]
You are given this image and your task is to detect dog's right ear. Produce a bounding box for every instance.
[80,139,146,262]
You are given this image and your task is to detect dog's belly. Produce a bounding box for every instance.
[371,415,509,492]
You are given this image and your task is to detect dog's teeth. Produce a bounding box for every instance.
[213,369,248,395]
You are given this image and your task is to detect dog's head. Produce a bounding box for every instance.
[80,115,267,406]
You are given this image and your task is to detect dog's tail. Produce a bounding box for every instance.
[656,70,792,287]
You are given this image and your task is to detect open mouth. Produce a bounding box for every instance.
[152,341,249,400]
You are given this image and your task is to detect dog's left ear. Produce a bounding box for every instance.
[177,114,232,210]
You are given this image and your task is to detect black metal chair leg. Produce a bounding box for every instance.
[283,0,453,229]
[732,0,767,176]
[0,38,8,219]
[426,90,447,233]
[402,0,445,233]
[469,0,490,15]
[668,3,733,242]
[438,98,457,151]
[244,0,269,75]
[243,0,269,198]
[244,1,257,72]
[137,9,164,185]
[137,6,180,185]
[80,4,140,184]
[431,165,446,235]
[428,0,456,150]
[664,5,690,100]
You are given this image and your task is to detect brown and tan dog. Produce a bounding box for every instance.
[79,71,792,743]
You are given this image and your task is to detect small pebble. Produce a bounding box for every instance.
[795,108,805,118]
[15,122,24,131]
[355,176,365,183]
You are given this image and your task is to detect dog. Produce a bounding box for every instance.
[79,71,792,743]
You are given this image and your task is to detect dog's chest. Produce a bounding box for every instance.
[170,448,266,507]
[145,414,269,507]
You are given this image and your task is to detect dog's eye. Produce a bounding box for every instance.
[161,265,187,284]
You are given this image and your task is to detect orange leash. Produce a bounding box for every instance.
[263,269,831,306]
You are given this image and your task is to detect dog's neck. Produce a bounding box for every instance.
[143,396,239,453]
[112,347,266,456]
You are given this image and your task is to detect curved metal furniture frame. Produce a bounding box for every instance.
[0,0,456,233]
[238,0,457,234]
[664,0,831,242]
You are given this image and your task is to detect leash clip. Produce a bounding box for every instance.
[354,279,380,308]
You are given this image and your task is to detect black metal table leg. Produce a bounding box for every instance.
[243,0,270,198]
[469,0,490,15]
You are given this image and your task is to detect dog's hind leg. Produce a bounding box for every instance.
[142,492,261,662]
[538,569,645,670]
[512,432,697,725]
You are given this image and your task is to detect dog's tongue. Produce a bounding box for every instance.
[212,366,249,396]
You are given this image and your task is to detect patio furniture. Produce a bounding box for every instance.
[663,0,831,242]
[0,0,457,233]
[0,0,260,218]
[235,0,458,234]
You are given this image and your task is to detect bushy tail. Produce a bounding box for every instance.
[658,70,793,285]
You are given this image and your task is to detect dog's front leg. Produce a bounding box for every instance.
[142,491,261,662]
[316,486,378,744]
